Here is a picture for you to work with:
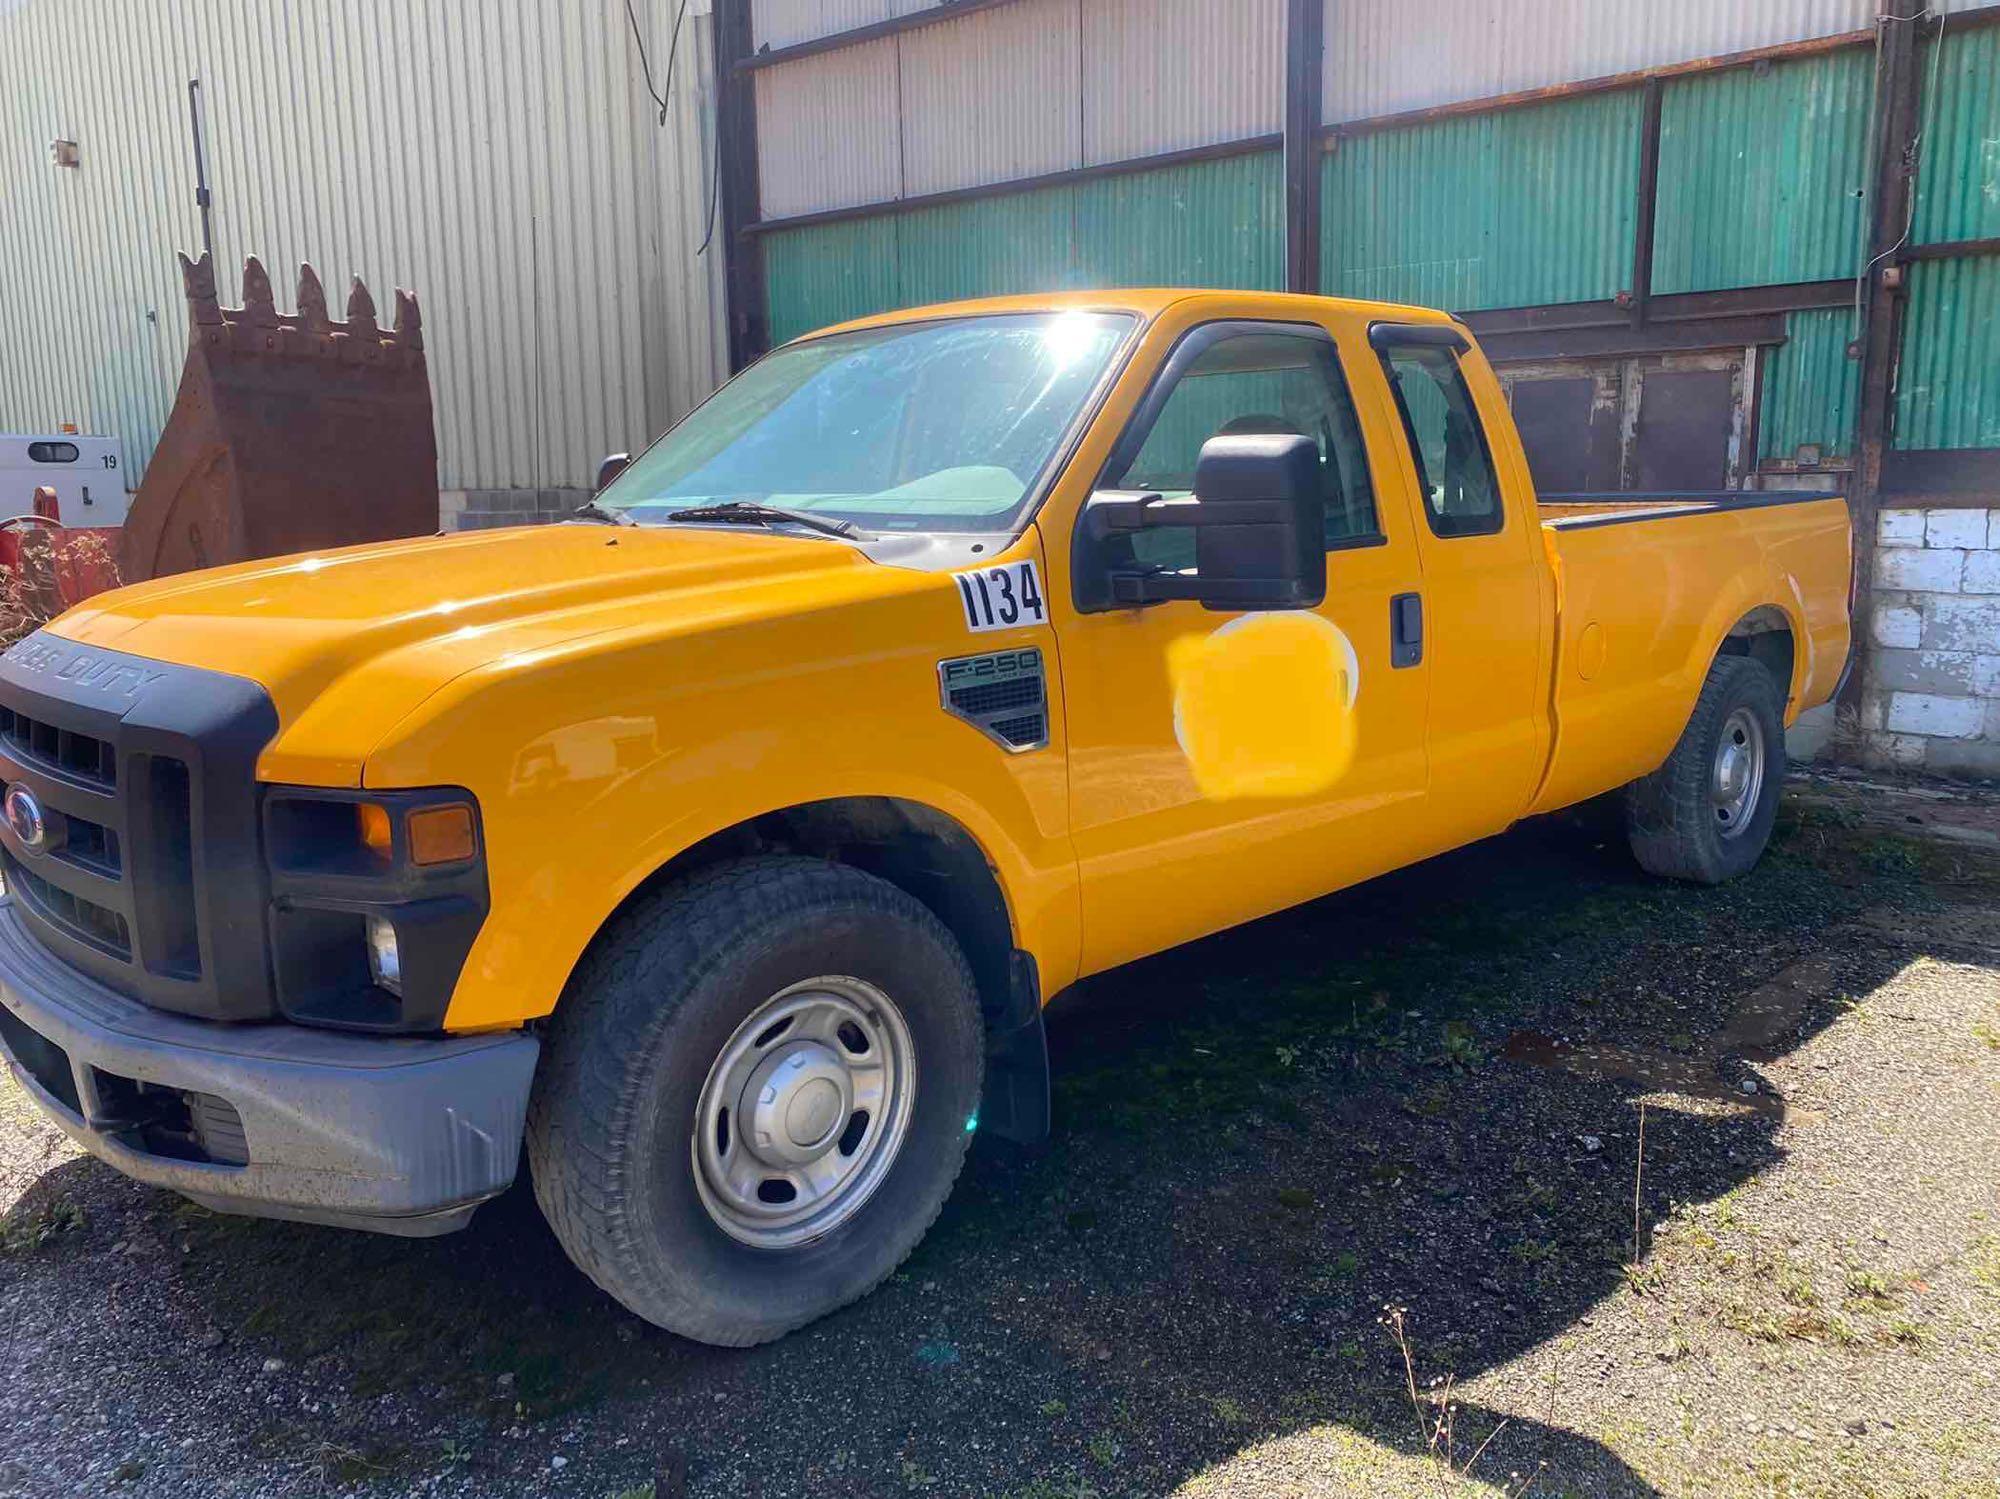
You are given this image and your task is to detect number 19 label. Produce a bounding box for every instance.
[954,560,1047,634]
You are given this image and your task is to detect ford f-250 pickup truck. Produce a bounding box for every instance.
[0,290,1849,1345]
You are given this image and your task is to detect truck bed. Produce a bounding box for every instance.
[1527,489,1852,817]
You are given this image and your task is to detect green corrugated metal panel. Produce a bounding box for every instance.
[896,187,1078,307]
[1758,307,1861,463]
[762,151,1283,342]
[1074,153,1284,290]
[1912,24,2000,246]
[765,218,899,345]
[1895,255,2000,450]
[1319,92,1641,311]
[1653,50,1872,294]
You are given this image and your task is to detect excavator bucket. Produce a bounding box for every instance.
[121,253,439,582]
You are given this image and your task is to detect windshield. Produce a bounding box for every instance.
[597,311,1135,535]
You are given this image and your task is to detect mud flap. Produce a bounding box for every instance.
[980,950,1050,1146]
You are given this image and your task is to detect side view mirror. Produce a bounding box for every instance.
[595,452,631,492]
[1073,434,1325,613]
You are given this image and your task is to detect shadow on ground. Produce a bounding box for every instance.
[0,796,1962,1497]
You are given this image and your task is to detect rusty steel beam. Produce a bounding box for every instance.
[734,0,1028,73]
[1283,0,1325,295]
[1903,236,2000,262]
[1462,280,1854,337]
[1321,27,1876,143]
[716,0,769,369]
[742,133,1282,238]
[1629,79,1665,329]
[1843,0,1928,724]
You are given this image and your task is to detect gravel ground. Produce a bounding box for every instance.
[3,775,1998,1499]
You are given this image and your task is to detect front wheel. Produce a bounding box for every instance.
[1623,654,1785,884]
[528,856,984,1346]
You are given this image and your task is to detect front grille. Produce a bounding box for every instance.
[5,853,131,957]
[0,632,279,1019]
[0,704,115,788]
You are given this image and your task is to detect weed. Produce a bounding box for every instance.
[1380,1305,1547,1497]
[1038,1399,1067,1418]
[1969,1234,2000,1291]
[0,1197,84,1254]
[1085,1433,1118,1467]
[1203,1395,1248,1426]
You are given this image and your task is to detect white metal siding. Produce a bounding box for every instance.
[899,0,1081,196]
[751,0,945,52]
[0,0,724,495]
[1323,0,1881,124]
[1082,0,1283,164]
[754,38,903,216]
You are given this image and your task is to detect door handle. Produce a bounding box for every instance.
[1391,592,1423,668]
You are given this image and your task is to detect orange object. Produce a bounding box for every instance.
[406,804,477,866]
[356,802,393,856]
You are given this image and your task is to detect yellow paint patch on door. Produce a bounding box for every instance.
[1168,612,1360,801]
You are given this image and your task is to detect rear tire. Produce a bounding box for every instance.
[1623,654,1785,885]
[528,856,984,1346]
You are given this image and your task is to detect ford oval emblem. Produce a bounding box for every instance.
[4,784,46,852]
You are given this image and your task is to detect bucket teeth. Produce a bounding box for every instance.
[297,263,331,330]
[346,275,379,338]
[393,289,423,352]
[179,251,223,327]
[240,256,278,326]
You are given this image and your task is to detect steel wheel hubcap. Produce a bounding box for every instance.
[692,977,915,1249]
[1711,706,1766,839]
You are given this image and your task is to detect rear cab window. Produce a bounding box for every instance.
[1377,338,1504,538]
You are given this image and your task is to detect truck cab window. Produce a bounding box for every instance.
[1103,327,1380,571]
[1383,345,1503,538]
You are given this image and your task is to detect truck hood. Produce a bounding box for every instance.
[50,523,887,784]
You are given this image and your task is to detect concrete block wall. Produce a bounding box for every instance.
[438,487,588,532]
[1860,506,2000,778]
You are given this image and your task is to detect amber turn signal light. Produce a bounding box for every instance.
[406,804,477,866]
[356,802,394,856]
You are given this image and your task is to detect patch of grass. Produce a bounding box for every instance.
[1203,1395,1248,1426]
[1969,1234,2000,1292]
[1843,1268,1901,1312]
[0,1197,83,1254]
[1084,1433,1119,1467]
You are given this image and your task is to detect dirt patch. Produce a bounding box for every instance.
[2,779,1998,1498]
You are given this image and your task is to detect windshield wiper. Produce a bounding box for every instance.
[567,499,635,526]
[663,501,861,539]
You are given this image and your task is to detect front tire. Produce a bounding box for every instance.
[1623,654,1785,884]
[528,856,984,1346]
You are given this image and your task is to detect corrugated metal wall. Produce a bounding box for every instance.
[0,0,725,493]
[1652,49,1873,294]
[753,0,1281,218]
[1320,92,1640,310]
[1759,307,1862,463]
[763,150,1282,344]
[1320,0,1876,124]
[748,0,2000,474]
[1895,256,2000,451]
[1892,21,2000,455]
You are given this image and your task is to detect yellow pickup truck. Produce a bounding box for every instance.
[0,290,1849,1345]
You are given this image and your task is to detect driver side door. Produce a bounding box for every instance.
[1050,316,1434,976]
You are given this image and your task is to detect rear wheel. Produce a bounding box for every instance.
[1623,654,1785,884]
[528,856,984,1346]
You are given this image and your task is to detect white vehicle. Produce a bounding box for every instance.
[0,433,131,526]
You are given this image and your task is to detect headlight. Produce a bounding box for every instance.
[261,787,488,1033]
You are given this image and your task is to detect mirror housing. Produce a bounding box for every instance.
[1073,433,1325,612]
[594,451,631,492]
